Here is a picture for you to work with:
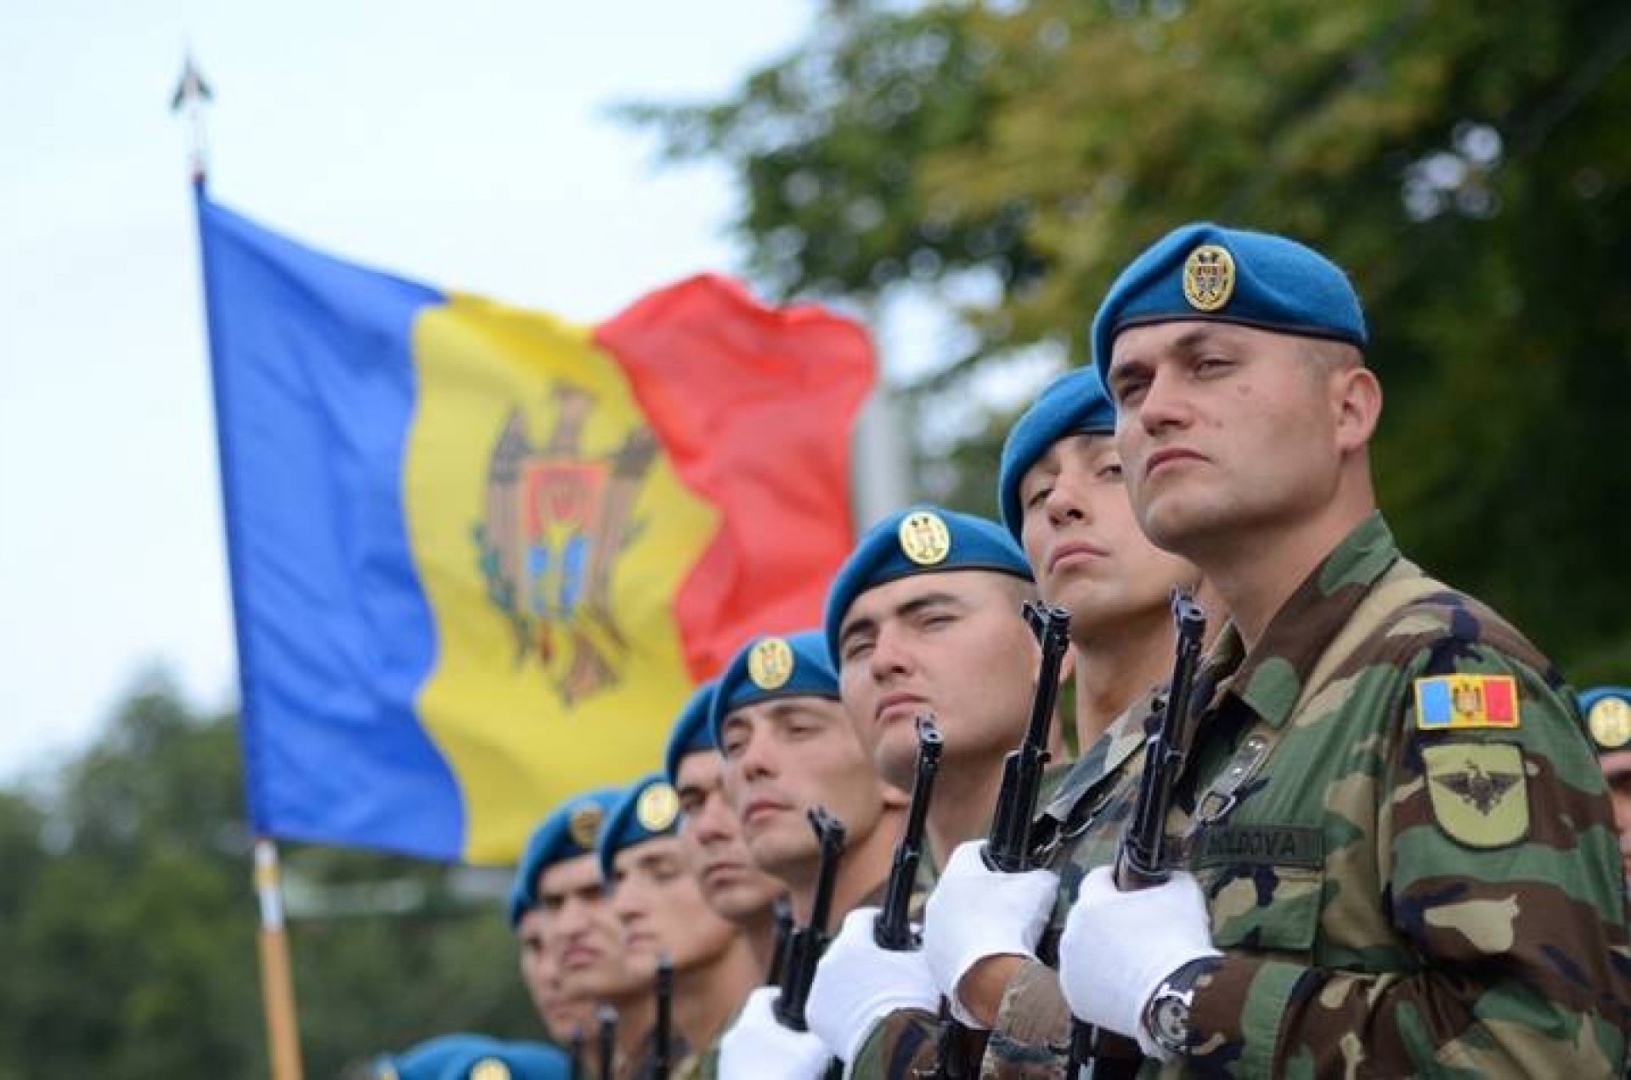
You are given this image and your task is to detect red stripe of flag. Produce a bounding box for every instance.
[594,274,876,679]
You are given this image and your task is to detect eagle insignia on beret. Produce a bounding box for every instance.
[636,782,681,832]
[897,510,951,566]
[568,804,605,849]
[748,637,795,690]
[1590,696,1631,752]
[1182,244,1236,312]
[470,1059,511,1080]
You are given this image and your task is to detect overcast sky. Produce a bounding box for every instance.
[0,0,839,782]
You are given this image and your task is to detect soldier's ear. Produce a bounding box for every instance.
[1332,363,1381,454]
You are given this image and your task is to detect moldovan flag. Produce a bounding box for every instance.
[195,187,875,863]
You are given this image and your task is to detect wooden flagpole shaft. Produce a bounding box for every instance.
[254,839,306,1080]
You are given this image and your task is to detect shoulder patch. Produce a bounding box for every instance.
[1414,674,1520,731]
[1422,743,1529,848]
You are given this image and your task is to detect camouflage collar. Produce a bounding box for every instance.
[1209,512,1401,730]
[1041,690,1156,818]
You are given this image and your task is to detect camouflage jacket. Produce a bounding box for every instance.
[1161,512,1628,1077]
[857,513,1631,1078]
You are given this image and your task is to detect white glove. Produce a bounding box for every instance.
[807,907,942,1066]
[921,839,1059,1029]
[718,985,835,1080]
[1057,867,1221,1061]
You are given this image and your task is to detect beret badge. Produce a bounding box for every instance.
[748,637,795,690]
[897,510,952,566]
[636,782,681,832]
[1182,244,1236,312]
[568,804,604,849]
[1589,695,1631,752]
[471,1061,510,1080]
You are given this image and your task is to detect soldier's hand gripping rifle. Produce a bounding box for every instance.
[1066,589,1207,1075]
[874,715,943,950]
[773,806,848,1031]
[652,952,673,1080]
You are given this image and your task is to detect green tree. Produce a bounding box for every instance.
[626,0,1631,678]
[0,678,538,1078]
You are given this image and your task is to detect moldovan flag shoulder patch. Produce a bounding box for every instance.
[1413,674,1521,732]
[195,187,875,863]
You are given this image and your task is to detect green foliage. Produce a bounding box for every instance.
[625,0,1631,679]
[0,679,537,1078]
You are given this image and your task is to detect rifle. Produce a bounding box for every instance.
[874,715,943,950]
[934,602,1071,1078]
[652,952,673,1080]
[567,1023,584,1080]
[765,894,794,986]
[1116,589,1206,889]
[772,806,848,1031]
[983,602,1072,872]
[1065,589,1207,1077]
[596,1005,617,1080]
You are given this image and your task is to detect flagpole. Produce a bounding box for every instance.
[254,840,306,1080]
[172,54,306,1080]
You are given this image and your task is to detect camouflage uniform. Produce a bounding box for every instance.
[861,514,1631,1077]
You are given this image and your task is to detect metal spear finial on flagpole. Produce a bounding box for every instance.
[170,51,214,184]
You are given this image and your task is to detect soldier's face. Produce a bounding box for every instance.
[836,571,1040,791]
[1107,321,1352,558]
[517,908,593,1042]
[718,695,889,879]
[609,836,741,977]
[1018,432,1201,636]
[535,853,649,1001]
[1599,751,1631,884]
[674,749,786,921]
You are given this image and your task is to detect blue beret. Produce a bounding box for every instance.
[1092,222,1367,389]
[375,1034,565,1080]
[823,505,1033,662]
[597,771,682,881]
[996,366,1116,541]
[507,786,623,928]
[709,629,839,746]
[662,680,719,784]
[1581,686,1631,755]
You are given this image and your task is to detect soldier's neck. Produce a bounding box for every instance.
[673,938,760,1051]
[786,803,904,931]
[1071,602,1182,749]
[926,758,1005,868]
